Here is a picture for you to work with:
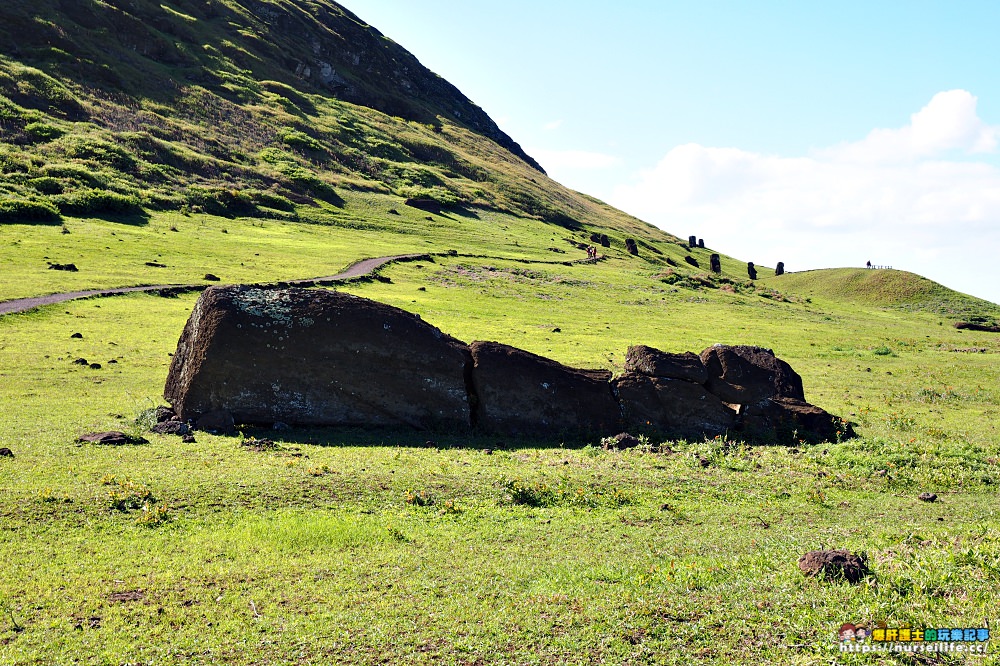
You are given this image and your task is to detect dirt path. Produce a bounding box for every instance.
[0,253,429,317]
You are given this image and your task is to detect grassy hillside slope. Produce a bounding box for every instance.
[2,1,999,664]
[763,267,1000,318]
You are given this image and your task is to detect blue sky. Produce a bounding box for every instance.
[353,1,1000,304]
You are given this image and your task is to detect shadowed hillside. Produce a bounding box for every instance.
[0,0,663,237]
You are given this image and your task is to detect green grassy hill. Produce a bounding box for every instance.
[2,2,999,665]
[763,268,1000,319]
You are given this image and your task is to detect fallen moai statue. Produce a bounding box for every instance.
[164,286,851,443]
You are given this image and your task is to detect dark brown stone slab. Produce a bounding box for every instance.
[624,345,708,384]
[164,286,472,430]
[700,344,805,406]
[615,373,736,440]
[469,341,621,437]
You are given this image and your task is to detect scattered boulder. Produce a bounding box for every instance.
[0,447,13,458]
[154,406,177,423]
[150,421,191,436]
[89,363,102,370]
[468,340,620,437]
[47,262,78,272]
[747,262,757,280]
[798,549,871,584]
[145,262,167,268]
[602,432,641,450]
[195,409,235,434]
[165,286,472,430]
[775,262,784,276]
[203,273,221,281]
[181,433,196,443]
[72,357,89,365]
[615,374,736,440]
[684,256,699,268]
[624,345,708,384]
[918,492,938,502]
[710,254,721,273]
[700,345,805,406]
[625,238,639,255]
[71,332,83,339]
[77,431,148,446]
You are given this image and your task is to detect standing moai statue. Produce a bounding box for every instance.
[710,253,721,273]
[688,235,697,248]
[747,262,757,280]
[775,261,784,276]
[599,234,610,248]
[625,238,639,255]
[698,238,705,248]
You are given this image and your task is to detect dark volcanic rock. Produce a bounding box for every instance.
[625,238,639,255]
[0,447,13,458]
[602,432,641,450]
[684,256,699,268]
[150,421,191,436]
[700,345,805,406]
[164,286,472,430]
[154,406,177,423]
[798,549,871,584]
[77,431,147,445]
[47,262,78,272]
[615,374,736,440]
[625,345,708,384]
[599,234,610,248]
[195,409,235,433]
[469,340,620,437]
[918,492,938,502]
[741,397,850,444]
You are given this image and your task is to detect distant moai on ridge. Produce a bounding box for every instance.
[747,262,757,280]
[698,239,705,248]
[710,254,721,273]
[625,238,639,255]
[688,235,697,248]
[775,262,784,276]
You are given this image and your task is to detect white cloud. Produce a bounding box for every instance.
[531,148,622,171]
[821,89,999,163]
[611,90,1000,304]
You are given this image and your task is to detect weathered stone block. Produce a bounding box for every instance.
[164,286,472,429]
[468,341,620,437]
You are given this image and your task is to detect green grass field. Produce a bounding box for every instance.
[2,205,999,664]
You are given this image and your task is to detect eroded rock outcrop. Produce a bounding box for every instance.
[164,287,850,443]
[164,286,471,429]
[469,341,620,437]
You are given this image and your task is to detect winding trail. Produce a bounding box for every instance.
[0,253,430,317]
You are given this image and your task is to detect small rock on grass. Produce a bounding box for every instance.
[77,431,148,446]
[798,549,871,584]
[0,447,13,458]
[918,492,938,502]
[151,421,191,436]
[602,432,641,450]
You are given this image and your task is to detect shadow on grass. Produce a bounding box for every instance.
[236,424,598,451]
